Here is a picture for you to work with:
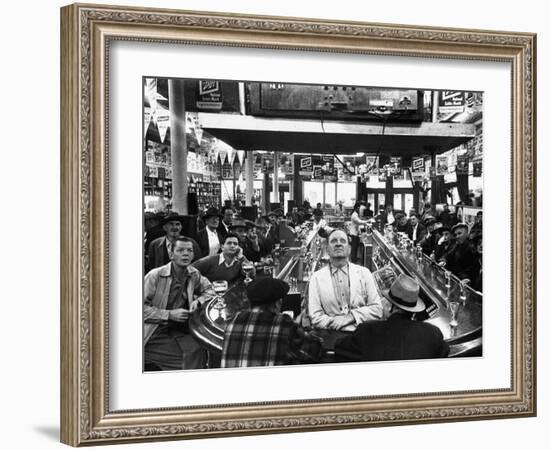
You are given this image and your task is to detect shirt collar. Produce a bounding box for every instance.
[206,227,218,236]
[218,253,238,267]
[170,262,192,280]
[330,263,349,276]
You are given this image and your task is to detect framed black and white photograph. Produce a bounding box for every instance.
[60,3,536,446]
[142,77,484,373]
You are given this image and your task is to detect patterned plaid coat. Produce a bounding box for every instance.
[221,308,324,368]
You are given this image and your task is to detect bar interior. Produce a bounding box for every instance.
[143,78,483,370]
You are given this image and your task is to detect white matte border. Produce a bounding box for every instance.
[109,41,511,410]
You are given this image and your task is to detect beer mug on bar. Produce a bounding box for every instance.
[449,301,460,328]
[212,280,228,316]
[242,261,255,284]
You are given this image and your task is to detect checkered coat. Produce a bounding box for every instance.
[221,308,323,368]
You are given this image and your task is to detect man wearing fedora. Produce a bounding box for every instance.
[146,212,202,273]
[221,278,323,367]
[308,229,383,332]
[229,218,249,244]
[196,207,224,257]
[335,274,449,362]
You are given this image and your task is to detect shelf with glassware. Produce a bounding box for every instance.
[144,175,172,199]
[187,179,222,210]
[364,228,482,357]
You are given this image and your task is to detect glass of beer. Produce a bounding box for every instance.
[242,261,254,284]
[449,301,460,328]
[212,280,228,316]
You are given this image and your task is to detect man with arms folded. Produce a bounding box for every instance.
[308,229,383,331]
[144,236,215,371]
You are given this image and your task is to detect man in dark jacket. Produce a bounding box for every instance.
[407,213,426,245]
[146,212,201,273]
[217,206,234,239]
[335,274,449,362]
[196,207,224,257]
[419,217,438,255]
[444,223,477,280]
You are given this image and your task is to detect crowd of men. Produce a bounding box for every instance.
[371,203,482,290]
[143,201,481,371]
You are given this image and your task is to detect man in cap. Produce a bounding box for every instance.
[308,229,383,331]
[443,223,477,280]
[264,209,282,247]
[146,212,202,273]
[434,225,454,261]
[196,207,224,257]
[335,273,449,362]
[144,236,215,370]
[242,220,272,262]
[229,218,249,245]
[418,217,439,255]
[221,278,323,367]
[394,212,410,234]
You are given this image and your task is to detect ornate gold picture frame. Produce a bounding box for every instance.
[60,3,536,446]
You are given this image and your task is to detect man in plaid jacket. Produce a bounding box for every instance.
[221,278,324,368]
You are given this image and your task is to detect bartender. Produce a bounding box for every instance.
[349,202,369,264]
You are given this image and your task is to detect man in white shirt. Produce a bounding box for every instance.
[308,229,383,331]
[407,213,426,245]
[196,208,223,257]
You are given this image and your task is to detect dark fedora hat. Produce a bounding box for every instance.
[423,216,437,227]
[203,207,222,220]
[246,277,290,306]
[160,212,186,226]
[229,218,249,230]
[382,274,425,313]
[247,219,267,229]
[433,222,450,234]
[451,223,469,234]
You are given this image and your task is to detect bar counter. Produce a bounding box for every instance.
[367,229,482,356]
[189,228,319,357]
[190,224,482,363]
